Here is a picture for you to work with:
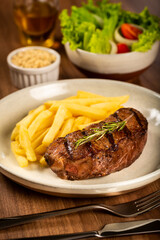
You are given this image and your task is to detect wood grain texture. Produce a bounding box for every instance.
[0,0,160,239]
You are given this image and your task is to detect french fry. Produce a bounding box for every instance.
[19,125,37,161]
[17,105,46,128]
[28,110,52,139]
[32,128,49,149]
[15,135,19,142]
[78,106,122,130]
[31,127,48,142]
[50,103,106,120]
[35,115,54,132]
[91,102,121,110]
[15,148,26,156]
[39,156,48,167]
[71,116,92,132]
[59,98,120,106]
[11,141,26,156]
[83,117,93,124]
[71,125,78,132]
[43,105,72,146]
[74,116,88,125]
[77,90,102,98]
[64,108,72,119]
[71,116,84,132]
[11,141,28,167]
[107,105,123,115]
[11,125,19,141]
[67,104,106,119]
[35,144,47,155]
[48,102,62,110]
[44,100,56,108]
[78,120,101,130]
[77,90,129,103]
[57,117,75,138]
[15,155,28,167]
[44,96,77,108]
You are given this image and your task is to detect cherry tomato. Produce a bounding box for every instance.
[117,43,130,54]
[121,23,143,40]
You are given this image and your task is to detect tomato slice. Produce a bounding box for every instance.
[117,43,130,54]
[121,23,143,40]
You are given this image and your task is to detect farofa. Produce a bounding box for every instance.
[11,49,56,68]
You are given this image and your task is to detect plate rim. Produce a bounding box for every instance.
[0,78,160,105]
[0,163,159,190]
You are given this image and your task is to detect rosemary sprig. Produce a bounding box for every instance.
[75,114,133,149]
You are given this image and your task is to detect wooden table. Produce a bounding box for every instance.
[0,1,160,239]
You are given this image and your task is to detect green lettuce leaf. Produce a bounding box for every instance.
[59,6,103,51]
[132,29,160,52]
[131,8,160,51]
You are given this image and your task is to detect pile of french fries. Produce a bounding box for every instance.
[11,90,129,168]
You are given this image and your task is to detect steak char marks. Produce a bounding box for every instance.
[44,108,148,180]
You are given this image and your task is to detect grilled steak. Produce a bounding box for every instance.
[44,108,148,180]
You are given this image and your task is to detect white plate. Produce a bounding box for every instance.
[0,79,160,197]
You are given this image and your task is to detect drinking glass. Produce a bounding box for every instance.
[13,0,59,47]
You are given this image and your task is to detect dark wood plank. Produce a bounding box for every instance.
[0,0,160,239]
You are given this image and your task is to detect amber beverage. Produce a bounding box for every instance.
[13,0,59,47]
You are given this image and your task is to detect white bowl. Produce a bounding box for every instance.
[7,46,61,88]
[65,41,159,80]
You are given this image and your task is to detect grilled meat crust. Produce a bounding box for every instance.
[44,108,148,180]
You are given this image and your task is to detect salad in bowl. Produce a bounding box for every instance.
[60,0,160,80]
[60,0,160,54]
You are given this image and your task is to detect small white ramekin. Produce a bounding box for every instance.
[7,46,61,88]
